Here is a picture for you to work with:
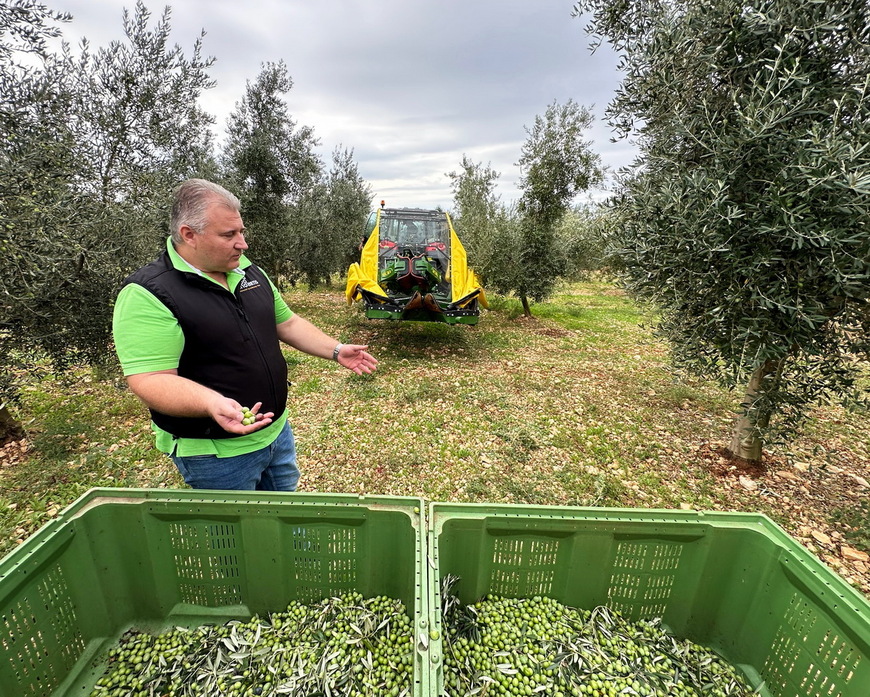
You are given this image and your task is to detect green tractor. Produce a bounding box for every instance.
[345,206,487,324]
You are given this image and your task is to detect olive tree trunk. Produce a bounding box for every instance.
[727,361,776,463]
[520,292,533,318]
[0,403,24,442]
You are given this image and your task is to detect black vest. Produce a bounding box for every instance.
[123,251,288,439]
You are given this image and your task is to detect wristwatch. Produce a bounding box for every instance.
[332,343,344,361]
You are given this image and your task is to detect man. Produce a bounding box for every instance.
[112,178,377,490]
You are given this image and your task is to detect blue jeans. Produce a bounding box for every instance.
[171,422,300,491]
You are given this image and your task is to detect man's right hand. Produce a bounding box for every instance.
[210,399,274,434]
[127,371,275,434]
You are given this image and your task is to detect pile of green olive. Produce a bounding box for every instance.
[88,584,755,697]
[440,583,755,697]
[89,593,414,697]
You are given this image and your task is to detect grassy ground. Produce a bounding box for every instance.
[1,280,868,593]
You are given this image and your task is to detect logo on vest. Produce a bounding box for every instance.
[239,277,261,292]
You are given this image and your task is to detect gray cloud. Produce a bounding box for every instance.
[53,0,634,209]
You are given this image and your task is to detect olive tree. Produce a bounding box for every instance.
[57,0,217,366]
[556,204,610,280]
[222,60,322,281]
[1,1,218,440]
[575,0,870,460]
[326,148,373,276]
[501,100,603,316]
[289,180,330,288]
[290,147,372,288]
[447,155,502,282]
[1,2,75,439]
[67,1,216,266]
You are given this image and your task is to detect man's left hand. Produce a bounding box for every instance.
[336,344,378,375]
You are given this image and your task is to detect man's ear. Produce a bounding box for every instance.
[179,225,198,246]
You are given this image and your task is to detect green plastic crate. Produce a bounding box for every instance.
[0,488,429,697]
[426,502,870,697]
[6,494,870,697]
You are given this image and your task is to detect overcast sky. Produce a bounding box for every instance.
[50,0,635,210]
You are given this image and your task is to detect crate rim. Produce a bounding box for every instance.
[426,499,870,621]
[55,487,426,520]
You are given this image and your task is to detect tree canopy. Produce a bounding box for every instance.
[575,0,870,459]
[1,1,75,436]
[447,155,501,282]
[291,148,373,288]
[222,60,322,280]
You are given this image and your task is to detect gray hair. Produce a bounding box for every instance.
[169,179,241,245]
